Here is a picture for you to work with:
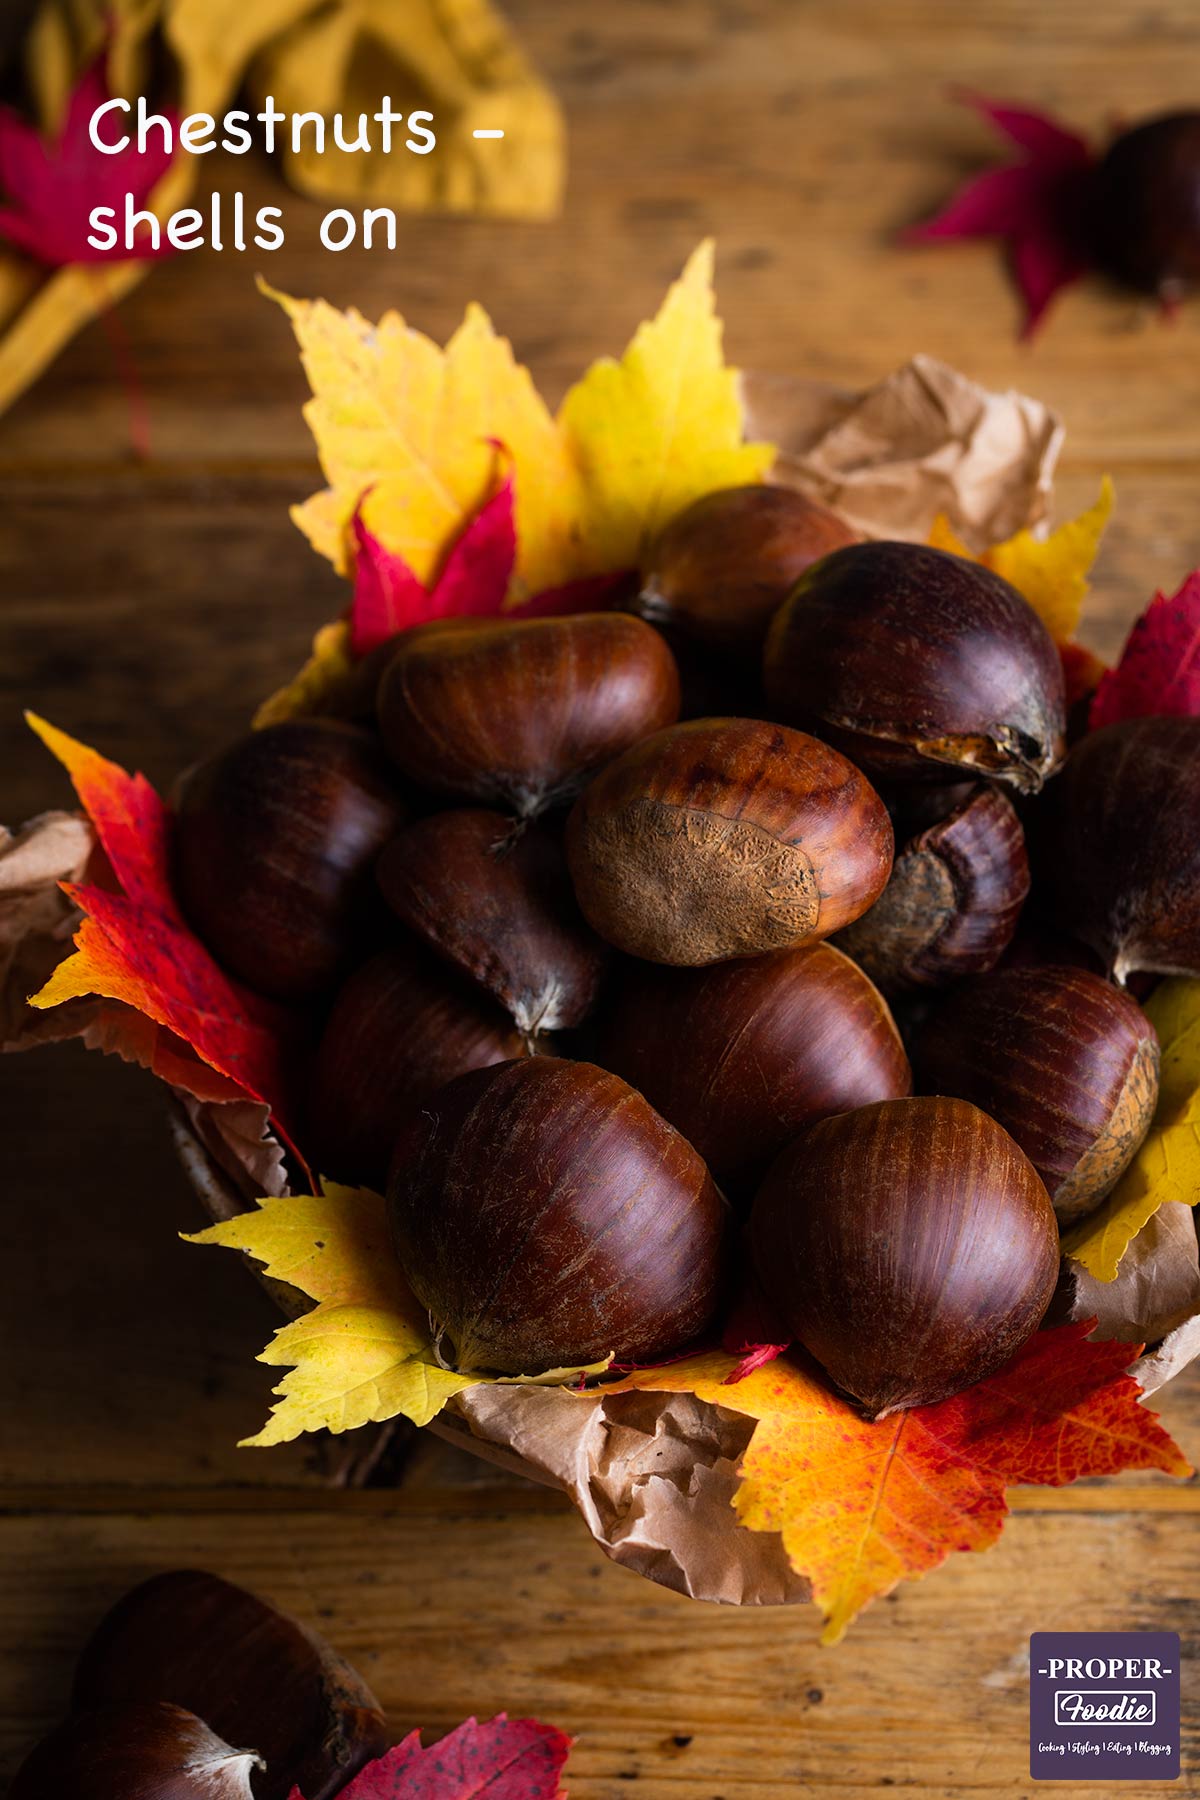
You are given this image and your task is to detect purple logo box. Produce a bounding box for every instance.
[1030,1632,1180,1782]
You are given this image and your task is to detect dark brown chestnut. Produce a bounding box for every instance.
[916,966,1160,1225]
[763,542,1067,791]
[598,942,911,1196]
[751,1096,1059,1417]
[377,810,608,1039]
[1041,715,1200,980]
[376,612,680,816]
[834,784,1029,993]
[388,1056,729,1373]
[635,483,858,662]
[172,720,405,1001]
[73,1571,387,1800]
[1090,112,1200,299]
[9,1702,262,1800]
[310,944,525,1189]
[565,717,893,965]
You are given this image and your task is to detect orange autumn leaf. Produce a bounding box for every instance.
[611,1322,1188,1641]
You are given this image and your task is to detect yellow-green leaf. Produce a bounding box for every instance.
[253,619,354,728]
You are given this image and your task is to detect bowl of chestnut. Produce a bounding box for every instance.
[169,481,1191,1431]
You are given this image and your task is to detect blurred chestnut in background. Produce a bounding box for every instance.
[172,721,404,1001]
[311,944,525,1189]
[9,1701,262,1800]
[751,1096,1059,1417]
[598,941,911,1197]
[634,483,857,662]
[566,717,893,964]
[835,784,1029,993]
[763,542,1066,792]
[1090,112,1200,299]
[1041,715,1200,981]
[378,810,607,1041]
[916,965,1160,1225]
[376,613,680,816]
[388,1057,729,1373]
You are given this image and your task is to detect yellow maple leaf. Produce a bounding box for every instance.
[1063,979,1200,1281]
[252,619,354,728]
[929,476,1114,644]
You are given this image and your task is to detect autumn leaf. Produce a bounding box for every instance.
[1089,571,1200,729]
[612,1322,1187,1641]
[287,1715,572,1800]
[1064,979,1200,1281]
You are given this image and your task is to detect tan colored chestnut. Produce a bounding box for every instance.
[835,784,1030,993]
[377,810,607,1039]
[635,483,857,661]
[598,941,911,1197]
[9,1702,263,1800]
[565,717,893,965]
[916,966,1160,1225]
[751,1096,1059,1418]
[376,612,680,816]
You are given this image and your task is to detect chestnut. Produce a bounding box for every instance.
[751,1096,1059,1417]
[834,784,1030,993]
[172,720,405,1001]
[635,483,858,662]
[565,717,893,965]
[388,1056,729,1373]
[1040,716,1200,981]
[376,612,680,816]
[377,810,608,1039]
[916,966,1160,1225]
[310,944,525,1189]
[9,1701,262,1800]
[763,542,1067,791]
[598,942,911,1197]
[1090,112,1200,299]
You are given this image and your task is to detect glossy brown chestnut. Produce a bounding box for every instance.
[388,1056,729,1373]
[1041,716,1200,980]
[598,942,911,1196]
[565,717,893,965]
[376,612,680,816]
[73,1571,388,1800]
[751,1096,1059,1417]
[635,483,858,661]
[310,945,525,1189]
[916,966,1160,1225]
[172,720,405,1001]
[1090,112,1200,298]
[763,543,1067,791]
[9,1702,262,1800]
[377,810,608,1039]
[834,784,1030,993]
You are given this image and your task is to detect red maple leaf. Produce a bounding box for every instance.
[906,90,1096,337]
[1089,570,1200,729]
[287,1716,572,1800]
[0,57,176,266]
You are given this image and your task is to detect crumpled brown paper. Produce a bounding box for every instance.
[4,360,1194,1606]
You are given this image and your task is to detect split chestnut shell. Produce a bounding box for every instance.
[750,1096,1059,1417]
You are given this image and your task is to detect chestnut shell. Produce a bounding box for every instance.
[598,941,911,1197]
[1090,112,1200,298]
[388,1056,729,1374]
[750,1096,1059,1417]
[763,542,1067,791]
[9,1702,261,1800]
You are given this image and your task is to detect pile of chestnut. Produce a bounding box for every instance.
[171,483,1200,1422]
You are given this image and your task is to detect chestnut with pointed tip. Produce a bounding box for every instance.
[388,1056,729,1374]
[9,1702,262,1800]
[763,542,1067,791]
[916,966,1160,1225]
[172,720,405,1000]
[565,717,893,965]
[1090,112,1200,299]
[376,612,680,816]
[377,810,608,1039]
[835,784,1030,993]
[635,483,858,661]
[751,1096,1059,1417]
[598,942,911,1197]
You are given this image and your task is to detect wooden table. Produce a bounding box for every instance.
[3,2,1199,1793]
